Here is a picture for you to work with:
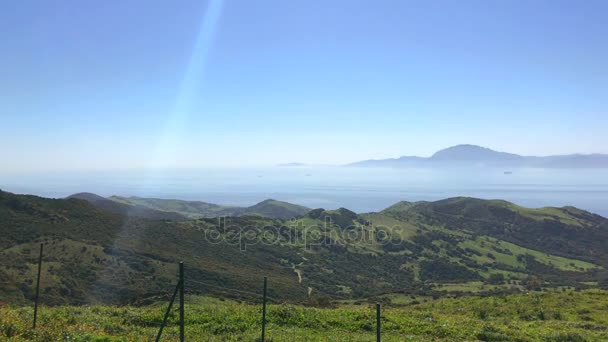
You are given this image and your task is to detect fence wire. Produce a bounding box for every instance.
[185,278,280,302]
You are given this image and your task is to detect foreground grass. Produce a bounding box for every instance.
[2,290,608,341]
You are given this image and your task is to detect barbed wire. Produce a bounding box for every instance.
[185,278,280,302]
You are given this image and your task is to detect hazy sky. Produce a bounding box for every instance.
[1,0,607,171]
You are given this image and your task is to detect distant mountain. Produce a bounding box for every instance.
[67,193,187,221]
[430,145,524,162]
[348,144,608,168]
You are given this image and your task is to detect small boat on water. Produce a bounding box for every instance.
[504,171,513,175]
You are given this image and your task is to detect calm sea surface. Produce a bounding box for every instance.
[1,167,607,216]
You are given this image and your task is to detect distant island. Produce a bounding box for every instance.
[277,162,308,167]
[347,144,608,168]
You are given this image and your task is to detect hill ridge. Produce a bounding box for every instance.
[106,194,310,219]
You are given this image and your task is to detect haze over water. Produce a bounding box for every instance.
[2,167,607,217]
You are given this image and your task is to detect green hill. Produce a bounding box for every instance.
[228,199,311,219]
[109,195,237,218]
[1,190,607,307]
[110,196,310,219]
[67,193,188,221]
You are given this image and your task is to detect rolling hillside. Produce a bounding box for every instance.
[107,195,310,219]
[1,190,607,307]
[67,193,188,221]
[109,195,237,218]
[226,199,311,219]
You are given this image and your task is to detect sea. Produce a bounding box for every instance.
[1,167,607,217]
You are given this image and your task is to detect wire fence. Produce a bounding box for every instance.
[185,278,280,302]
[27,243,385,341]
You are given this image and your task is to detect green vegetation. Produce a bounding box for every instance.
[233,199,310,219]
[2,290,608,341]
[109,196,310,219]
[2,189,608,308]
[109,196,237,218]
[67,193,188,220]
[459,236,598,273]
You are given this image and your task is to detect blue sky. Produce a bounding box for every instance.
[1,0,607,171]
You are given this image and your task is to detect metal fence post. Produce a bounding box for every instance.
[376,303,381,342]
[261,276,267,341]
[155,281,180,342]
[33,243,43,329]
[179,261,185,342]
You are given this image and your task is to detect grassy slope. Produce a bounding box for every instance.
[364,207,603,280]
[373,196,607,273]
[2,290,608,341]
